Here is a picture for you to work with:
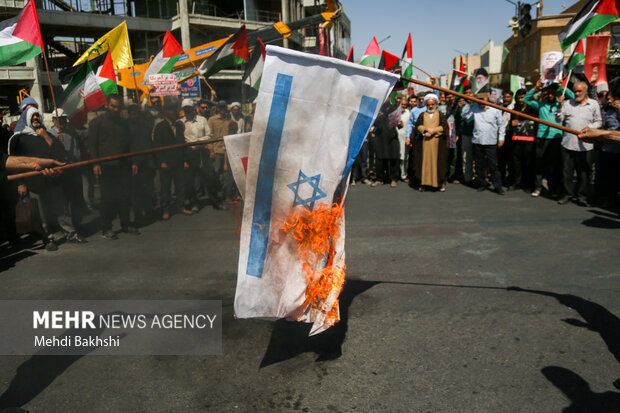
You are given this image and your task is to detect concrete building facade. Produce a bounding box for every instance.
[501,0,620,86]
[0,0,351,115]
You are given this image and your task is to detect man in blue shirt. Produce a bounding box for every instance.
[461,97,506,194]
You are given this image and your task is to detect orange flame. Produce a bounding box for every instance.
[281,203,346,329]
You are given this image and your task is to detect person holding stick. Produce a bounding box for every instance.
[9,108,86,249]
[555,82,602,207]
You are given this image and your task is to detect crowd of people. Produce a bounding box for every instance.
[355,73,620,210]
[0,94,251,251]
[1,72,619,253]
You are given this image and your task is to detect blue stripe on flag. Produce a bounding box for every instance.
[333,95,379,202]
[246,73,293,278]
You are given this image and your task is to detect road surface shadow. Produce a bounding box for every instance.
[582,209,620,229]
[0,327,108,409]
[0,249,37,274]
[507,287,619,364]
[260,280,379,367]
[541,366,620,412]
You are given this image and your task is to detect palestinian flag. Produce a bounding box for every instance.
[378,50,401,72]
[97,51,117,96]
[401,33,413,85]
[450,56,469,93]
[346,46,354,62]
[199,25,249,78]
[378,51,404,91]
[143,31,184,81]
[243,37,266,90]
[0,0,43,66]
[360,37,380,66]
[59,61,106,126]
[559,0,620,51]
[566,38,586,72]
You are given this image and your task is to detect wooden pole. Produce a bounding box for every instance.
[398,58,433,79]
[401,75,580,136]
[41,44,59,118]
[7,137,223,181]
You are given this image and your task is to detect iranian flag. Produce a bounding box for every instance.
[0,0,43,66]
[59,62,106,126]
[559,0,620,51]
[199,25,249,78]
[243,37,266,90]
[143,31,184,80]
[565,38,586,72]
[360,37,380,66]
[96,51,118,96]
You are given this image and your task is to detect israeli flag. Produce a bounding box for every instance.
[235,46,398,333]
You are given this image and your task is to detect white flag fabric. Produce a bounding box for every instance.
[223,132,251,200]
[234,46,398,335]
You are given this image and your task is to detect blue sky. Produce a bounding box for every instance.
[346,0,570,77]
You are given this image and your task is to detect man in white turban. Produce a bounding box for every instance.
[408,93,450,191]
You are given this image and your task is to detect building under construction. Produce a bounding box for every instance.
[0,0,351,115]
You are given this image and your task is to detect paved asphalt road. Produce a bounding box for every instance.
[0,182,618,412]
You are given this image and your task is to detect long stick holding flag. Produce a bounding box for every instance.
[7,138,223,181]
[401,75,580,136]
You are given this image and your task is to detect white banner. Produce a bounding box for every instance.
[541,51,564,86]
[148,74,180,96]
[235,46,398,335]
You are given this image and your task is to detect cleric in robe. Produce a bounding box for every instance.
[411,93,449,191]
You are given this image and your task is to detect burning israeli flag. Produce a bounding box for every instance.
[234,46,398,335]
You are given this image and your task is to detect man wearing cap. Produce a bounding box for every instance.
[205,101,234,209]
[461,95,506,195]
[181,98,211,212]
[153,97,191,219]
[230,102,245,133]
[89,94,139,239]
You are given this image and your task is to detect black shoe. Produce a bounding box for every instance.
[45,241,58,251]
[477,184,488,192]
[494,188,505,195]
[575,199,590,207]
[101,231,118,240]
[66,232,88,244]
[557,197,571,205]
[121,226,140,235]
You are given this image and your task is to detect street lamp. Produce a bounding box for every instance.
[378,35,391,45]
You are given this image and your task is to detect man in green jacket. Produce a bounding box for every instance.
[523,80,574,198]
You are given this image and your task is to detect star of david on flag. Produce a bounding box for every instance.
[287,170,326,211]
